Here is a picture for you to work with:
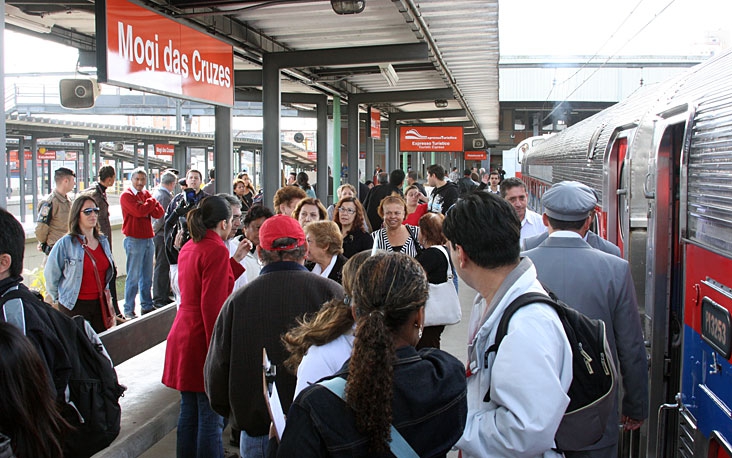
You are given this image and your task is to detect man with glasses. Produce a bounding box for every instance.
[218,194,254,292]
[120,167,165,319]
[36,167,76,256]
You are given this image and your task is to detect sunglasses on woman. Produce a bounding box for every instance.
[81,207,101,215]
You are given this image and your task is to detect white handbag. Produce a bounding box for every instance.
[424,245,462,326]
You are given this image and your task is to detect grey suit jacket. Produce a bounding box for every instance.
[522,230,621,257]
[522,236,648,449]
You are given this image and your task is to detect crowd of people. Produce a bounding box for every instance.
[0,162,650,458]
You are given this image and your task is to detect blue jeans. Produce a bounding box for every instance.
[123,236,154,315]
[177,391,224,458]
[240,430,268,458]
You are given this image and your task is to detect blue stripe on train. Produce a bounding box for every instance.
[681,325,732,441]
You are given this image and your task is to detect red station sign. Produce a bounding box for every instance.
[98,0,234,106]
[399,126,464,152]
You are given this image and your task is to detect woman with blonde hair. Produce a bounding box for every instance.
[304,221,348,284]
[326,183,357,220]
[371,195,421,256]
[274,253,467,457]
[333,197,372,258]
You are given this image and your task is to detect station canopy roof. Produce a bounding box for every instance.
[4,0,499,143]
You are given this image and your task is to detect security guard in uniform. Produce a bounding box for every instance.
[35,167,76,255]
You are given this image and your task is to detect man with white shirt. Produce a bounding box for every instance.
[522,181,648,458]
[218,194,253,292]
[241,205,274,282]
[500,177,546,243]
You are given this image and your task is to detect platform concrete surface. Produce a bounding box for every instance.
[139,279,478,458]
[93,342,180,458]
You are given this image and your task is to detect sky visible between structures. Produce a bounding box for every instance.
[5,0,732,74]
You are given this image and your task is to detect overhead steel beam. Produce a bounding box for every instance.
[266,43,429,68]
[389,109,466,120]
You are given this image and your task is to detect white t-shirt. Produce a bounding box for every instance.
[294,331,355,397]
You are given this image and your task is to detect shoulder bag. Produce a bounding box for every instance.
[79,236,115,330]
[424,245,462,327]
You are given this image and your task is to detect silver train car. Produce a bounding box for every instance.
[520,48,732,457]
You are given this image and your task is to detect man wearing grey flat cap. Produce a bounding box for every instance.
[521,182,620,256]
[522,181,648,458]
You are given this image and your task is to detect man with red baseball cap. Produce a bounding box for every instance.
[205,214,343,458]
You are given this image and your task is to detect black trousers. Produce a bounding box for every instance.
[152,233,173,307]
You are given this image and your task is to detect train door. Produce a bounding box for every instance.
[605,134,630,257]
[645,112,686,458]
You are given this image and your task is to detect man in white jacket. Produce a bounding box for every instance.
[443,192,573,457]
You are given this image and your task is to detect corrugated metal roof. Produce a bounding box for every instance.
[6,0,500,142]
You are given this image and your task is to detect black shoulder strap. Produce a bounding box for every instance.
[405,225,422,255]
[486,292,563,355]
[483,292,563,403]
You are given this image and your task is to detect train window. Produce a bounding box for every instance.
[685,115,732,256]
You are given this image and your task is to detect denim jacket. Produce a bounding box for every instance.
[44,234,115,310]
[273,346,467,457]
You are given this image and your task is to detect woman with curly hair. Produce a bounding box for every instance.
[283,251,370,397]
[274,252,467,457]
[333,197,372,258]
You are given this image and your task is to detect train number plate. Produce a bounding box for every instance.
[702,297,732,359]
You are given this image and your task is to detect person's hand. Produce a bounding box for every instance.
[621,415,643,431]
[37,242,44,252]
[232,238,252,262]
[418,192,428,203]
[481,173,490,184]
[174,231,185,249]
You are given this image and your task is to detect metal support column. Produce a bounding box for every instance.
[262,54,282,209]
[365,108,373,189]
[388,116,397,173]
[18,137,26,221]
[93,138,101,172]
[214,105,233,195]
[346,99,359,189]
[143,143,149,179]
[83,140,91,189]
[31,139,38,218]
[315,97,328,204]
[333,97,342,198]
[173,145,187,178]
[0,6,5,209]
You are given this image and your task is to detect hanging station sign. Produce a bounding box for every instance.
[370,109,381,139]
[155,144,175,156]
[399,126,464,152]
[465,150,487,160]
[97,0,234,106]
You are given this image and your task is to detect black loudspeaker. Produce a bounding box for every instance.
[59,79,98,109]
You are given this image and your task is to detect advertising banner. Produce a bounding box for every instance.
[98,0,234,106]
[370,109,381,139]
[399,126,463,152]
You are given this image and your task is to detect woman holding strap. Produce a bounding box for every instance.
[45,195,116,333]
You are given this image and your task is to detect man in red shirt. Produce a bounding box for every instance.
[120,167,165,319]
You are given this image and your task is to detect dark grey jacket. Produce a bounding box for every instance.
[522,235,648,450]
[522,230,621,257]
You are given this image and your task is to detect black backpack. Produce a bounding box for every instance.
[1,286,126,457]
[485,292,617,452]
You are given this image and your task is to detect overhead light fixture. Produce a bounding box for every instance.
[331,0,366,14]
[4,6,52,34]
[379,63,399,87]
[434,99,448,108]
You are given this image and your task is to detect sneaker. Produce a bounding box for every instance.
[124,313,138,320]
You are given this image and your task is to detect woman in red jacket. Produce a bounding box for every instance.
[163,196,243,458]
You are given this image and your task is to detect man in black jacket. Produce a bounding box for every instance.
[205,215,343,457]
[363,169,405,230]
[427,164,459,215]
